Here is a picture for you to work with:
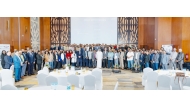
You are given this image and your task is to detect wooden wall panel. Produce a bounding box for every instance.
[171,17,182,50]
[40,17,50,50]
[20,17,30,49]
[155,17,172,49]
[182,17,190,62]
[138,17,155,49]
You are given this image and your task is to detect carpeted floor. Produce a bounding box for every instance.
[15,68,144,90]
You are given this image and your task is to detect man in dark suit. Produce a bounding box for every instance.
[22,49,28,76]
[33,50,37,70]
[27,50,35,76]
[4,51,13,69]
[176,49,184,70]
[102,48,108,68]
[13,51,22,82]
[139,50,144,72]
[36,51,43,71]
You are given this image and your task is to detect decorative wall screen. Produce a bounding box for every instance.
[117,17,138,46]
[50,17,70,46]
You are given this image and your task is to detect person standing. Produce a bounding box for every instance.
[175,49,184,70]
[49,51,54,70]
[161,50,169,70]
[127,49,134,70]
[71,51,77,66]
[44,51,49,67]
[66,50,71,65]
[92,50,97,68]
[144,51,150,68]
[84,49,89,67]
[88,49,93,68]
[13,51,22,82]
[33,50,38,71]
[119,49,124,69]
[27,50,35,76]
[152,50,159,70]
[169,48,178,70]
[4,51,13,69]
[158,50,163,69]
[57,51,62,69]
[134,50,140,70]
[61,51,66,68]
[114,50,119,68]
[1,50,6,68]
[123,49,128,69]
[96,49,103,68]
[22,49,28,76]
[108,49,114,68]
[76,50,83,67]
[36,51,43,71]
[102,48,108,68]
[139,50,144,72]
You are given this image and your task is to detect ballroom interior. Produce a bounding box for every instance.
[0,17,190,90]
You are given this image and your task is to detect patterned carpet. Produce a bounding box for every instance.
[15,68,144,90]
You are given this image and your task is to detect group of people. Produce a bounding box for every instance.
[0,43,185,82]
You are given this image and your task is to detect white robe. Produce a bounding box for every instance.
[96,51,103,68]
[71,53,77,63]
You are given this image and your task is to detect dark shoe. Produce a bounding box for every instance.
[15,80,18,82]
[28,74,31,76]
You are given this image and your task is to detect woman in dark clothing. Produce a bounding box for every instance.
[1,50,7,68]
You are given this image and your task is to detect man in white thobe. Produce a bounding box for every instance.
[169,48,178,69]
[96,49,103,68]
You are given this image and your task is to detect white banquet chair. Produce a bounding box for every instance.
[84,75,96,90]
[144,71,158,90]
[0,69,15,87]
[58,77,68,86]
[170,76,185,90]
[142,67,153,86]
[45,76,58,86]
[38,70,49,75]
[43,67,49,73]
[1,84,18,90]
[157,75,171,90]
[67,74,79,88]
[114,81,119,90]
[92,68,102,90]
[37,73,48,86]
[10,65,14,74]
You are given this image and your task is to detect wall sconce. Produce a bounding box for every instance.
[25,26,27,33]
[7,20,10,31]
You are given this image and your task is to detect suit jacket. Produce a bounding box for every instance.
[161,54,169,64]
[152,53,159,63]
[144,54,150,63]
[91,52,96,61]
[27,53,35,63]
[22,52,28,63]
[13,55,21,68]
[176,52,184,64]
[1,54,6,66]
[103,51,108,59]
[4,55,13,69]
[139,53,144,63]
[36,54,43,64]
[134,52,140,61]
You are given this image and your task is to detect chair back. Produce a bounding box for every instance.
[58,77,68,86]
[92,68,102,90]
[37,73,48,86]
[38,70,49,75]
[142,68,153,86]
[145,71,158,90]
[43,67,49,73]
[67,74,79,87]
[84,75,96,90]
[158,75,171,90]
[114,82,119,90]
[1,84,18,90]
[10,65,14,73]
[45,76,58,86]
[0,69,14,86]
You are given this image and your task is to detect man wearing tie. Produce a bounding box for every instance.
[27,50,35,76]
[4,51,13,69]
[13,51,22,82]
[77,50,83,67]
[175,48,184,70]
